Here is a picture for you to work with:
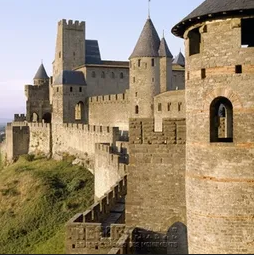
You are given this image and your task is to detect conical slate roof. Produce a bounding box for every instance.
[172,0,254,37]
[172,52,185,67]
[130,18,160,59]
[159,37,173,58]
[34,64,49,79]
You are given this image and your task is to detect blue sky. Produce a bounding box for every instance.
[0,0,203,119]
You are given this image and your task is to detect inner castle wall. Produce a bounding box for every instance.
[88,92,130,131]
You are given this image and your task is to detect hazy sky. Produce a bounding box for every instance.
[0,0,203,119]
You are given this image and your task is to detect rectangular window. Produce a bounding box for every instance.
[79,87,82,92]
[241,18,254,47]
[151,59,155,66]
[235,65,242,74]
[189,27,201,56]
[138,59,141,67]
[168,103,171,111]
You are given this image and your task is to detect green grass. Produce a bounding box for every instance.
[0,155,94,254]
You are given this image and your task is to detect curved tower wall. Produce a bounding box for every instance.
[184,17,254,254]
[129,57,160,118]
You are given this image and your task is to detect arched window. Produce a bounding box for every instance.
[135,105,139,114]
[111,72,115,79]
[120,72,124,79]
[92,71,96,78]
[101,71,105,78]
[31,112,38,122]
[42,113,52,123]
[210,97,233,143]
[75,101,84,121]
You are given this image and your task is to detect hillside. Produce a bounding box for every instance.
[0,155,94,254]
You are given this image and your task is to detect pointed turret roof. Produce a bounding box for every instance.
[34,64,49,80]
[172,52,185,67]
[130,18,160,59]
[158,37,173,58]
[172,0,254,37]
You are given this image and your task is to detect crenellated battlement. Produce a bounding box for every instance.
[129,118,186,145]
[66,176,127,253]
[62,123,119,135]
[89,93,128,104]
[59,19,85,31]
[28,122,50,128]
[14,114,26,122]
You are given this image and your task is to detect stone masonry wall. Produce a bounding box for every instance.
[88,92,129,131]
[126,118,186,233]
[184,17,254,254]
[5,122,30,161]
[29,123,51,156]
[66,176,127,254]
[77,66,129,98]
[94,143,128,200]
[52,124,120,166]
[154,90,185,131]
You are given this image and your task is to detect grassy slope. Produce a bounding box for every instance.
[0,155,94,254]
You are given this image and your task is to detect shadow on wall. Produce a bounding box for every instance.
[131,222,188,254]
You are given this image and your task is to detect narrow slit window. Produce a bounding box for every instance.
[158,103,162,111]
[201,68,206,79]
[70,87,73,92]
[151,59,155,67]
[168,103,171,111]
[79,87,82,92]
[138,59,141,67]
[135,105,139,114]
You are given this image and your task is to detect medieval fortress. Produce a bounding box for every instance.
[1,0,254,254]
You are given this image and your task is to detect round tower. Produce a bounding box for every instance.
[129,18,161,118]
[159,35,173,92]
[172,0,254,253]
[33,63,49,86]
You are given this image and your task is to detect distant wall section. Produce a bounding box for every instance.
[88,92,130,130]
[154,90,185,131]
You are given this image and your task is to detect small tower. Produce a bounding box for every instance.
[159,35,173,92]
[33,63,49,86]
[129,18,161,118]
[52,70,87,124]
[25,63,51,123]
[53,19,86,80]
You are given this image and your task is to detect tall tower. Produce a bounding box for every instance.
[129,18,161,118]
[53,19,86,80]
[172,0,254,254]
[158,35,173,92]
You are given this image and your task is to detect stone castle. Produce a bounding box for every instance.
[1,0,254,254]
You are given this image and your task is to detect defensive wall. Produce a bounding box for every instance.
[94,143,128,200]
[88,92,129,131]
[66,176,128,254]
[126,118,186,234]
